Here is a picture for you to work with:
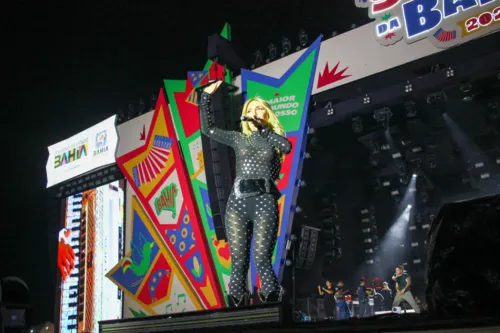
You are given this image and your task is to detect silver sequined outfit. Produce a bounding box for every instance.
[199,91,292,299]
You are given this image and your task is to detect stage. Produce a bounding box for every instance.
[99,302,500,333]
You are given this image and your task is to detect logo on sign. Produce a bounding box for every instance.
[94,130,109,156]
[54,140,88,169]
[154,183,178,218]
[355,0,500,48]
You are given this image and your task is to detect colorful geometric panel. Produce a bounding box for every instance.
[241,36,322,288]
[187,71,208,87]
[106,196,201,314]
[165,208,196,257]
[115,89,224,310]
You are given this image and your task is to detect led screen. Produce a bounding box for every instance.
[57,180,125,333]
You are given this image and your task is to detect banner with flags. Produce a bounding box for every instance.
[240,36,322,289]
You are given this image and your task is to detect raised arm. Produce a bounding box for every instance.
[260,128,292,154]
[322,288,334,295]
[199,90,241,147]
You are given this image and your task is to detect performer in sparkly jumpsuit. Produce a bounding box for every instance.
[199,81,292,306]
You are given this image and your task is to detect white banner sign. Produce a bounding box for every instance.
[46,115,118,188]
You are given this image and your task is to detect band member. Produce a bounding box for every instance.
[380,282,393,311]
[317,280,335,320]
[335,281,351,320]
[357,279,370,317]
[392,265,421,313]
[200,81,292,306]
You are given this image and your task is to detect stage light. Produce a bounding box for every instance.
[373,107,392,129]
[487,101,500,119]
[352,116,363,133]
[420,191,429,203]
[285,259,293,266]
[308,127,316,135]
[267,43,277,62]
[412,173,417,178]
[295,206,303,213]
[331,30,338,37]
[127,103,135,119]
[117,108,125,123]
[363,94,371,104]
[150,93,157,110]
[426,91,447,113]
[299,180,307,187]
[325,101,335,116]
[459,83,474,102]
[137,98,146,116]
[427,155,437,168]
[404,100,417,117]
[395,161,406,176]
[304,152,312,159]
[297,29,308,50]
[281,36,291,57]
[405,81,413,93]
[251,50,264,69]
[408,204,412,209]
[446,66,455,78]
[350,23,357,29]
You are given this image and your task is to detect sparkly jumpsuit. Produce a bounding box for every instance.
[199,92,292,301]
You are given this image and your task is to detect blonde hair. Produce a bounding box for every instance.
[241,97,286,162]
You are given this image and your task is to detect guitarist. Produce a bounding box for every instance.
[334,281,351,320]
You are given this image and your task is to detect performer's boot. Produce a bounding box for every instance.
[258,286,285,303]
[228,292,250,308]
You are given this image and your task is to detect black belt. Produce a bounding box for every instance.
[239,179,267,194]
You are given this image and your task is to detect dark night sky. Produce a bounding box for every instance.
[3,1,368,323]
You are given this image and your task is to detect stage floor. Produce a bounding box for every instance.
[99,303,500,333]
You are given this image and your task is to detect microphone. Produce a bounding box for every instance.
[240,116,253,122]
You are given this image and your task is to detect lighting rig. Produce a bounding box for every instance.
[266,43,277,63]
[373,107,392,130]
[352,116,363,133]
[404,100,417,118]
[309,48,500,128]
[50,164,123,199]
[116,95,157,124]
[251,50,264,69]
[281,36,291,57]
[426,91,447,114]
[296,29,309,51]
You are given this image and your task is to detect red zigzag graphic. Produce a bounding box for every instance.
[317,61,351,89]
